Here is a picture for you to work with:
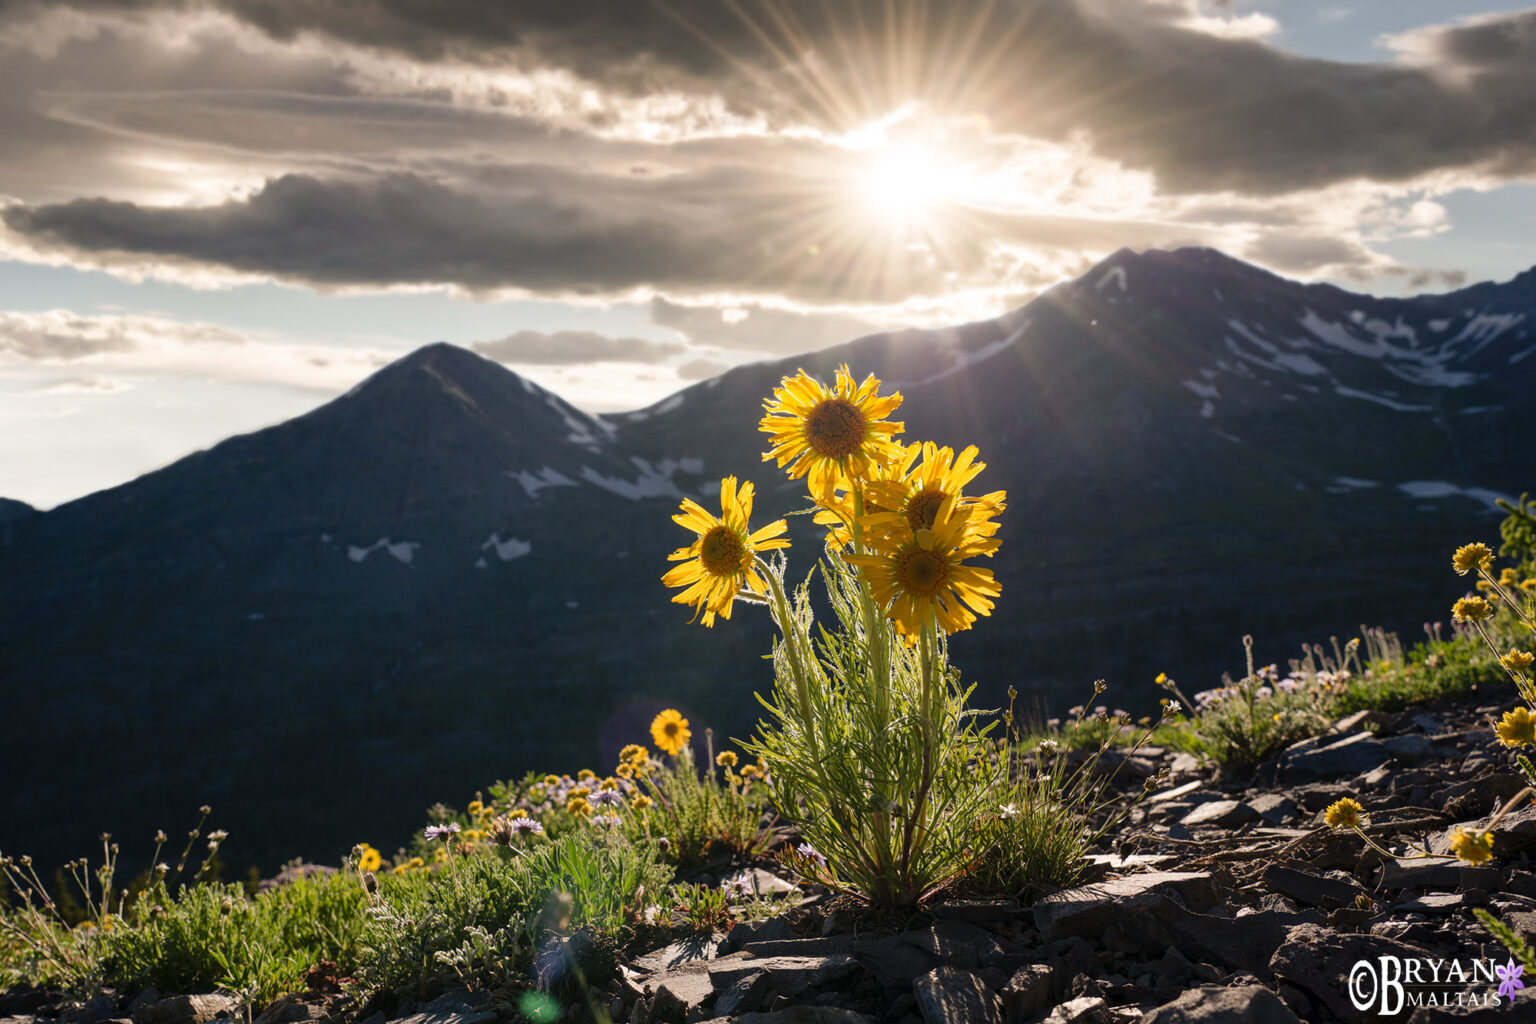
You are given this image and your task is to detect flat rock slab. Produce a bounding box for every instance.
[913,967,1002,1024]
[1043,996,1109,1023]
[1261,864,1361,909]
[721,916,796,954]
[1270,923,1435,1021]
[1137,985,1303,1023]
[709,954,860,997]
[1181,800,1259,828]
[1034,872,1217,941]
[634,936,725,973]
[1282,732,1390,780]
[1148,781,1204,804]
[699,1009,876,1024]
[131,996,238,1024]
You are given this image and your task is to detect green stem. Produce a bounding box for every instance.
[761,557,818,757]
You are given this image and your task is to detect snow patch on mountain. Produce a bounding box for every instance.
[580,457,685,500]
[348,538,420,564]
[1095,266,1128,293]
[1332,386,1430,412]
[482,533,532,562]
[1446,313,1525,358]
[1398,481,1513,511]
[1225,321,1328,376]
[509,466,578,497]
[1182,379,1219,400]
[902,321,1030,388]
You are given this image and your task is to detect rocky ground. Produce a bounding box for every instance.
[5,692,1533,1024]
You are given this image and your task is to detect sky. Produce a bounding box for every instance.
[4,0,1536,509]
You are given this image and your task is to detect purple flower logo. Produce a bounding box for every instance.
[1497,959,1525,1000]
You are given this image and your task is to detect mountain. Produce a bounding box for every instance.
[4,247,1534,874]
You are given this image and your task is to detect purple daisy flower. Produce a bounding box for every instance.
[424,822,462,842]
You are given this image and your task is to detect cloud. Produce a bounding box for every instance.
[675,357,730,381]
[0,307,396,393]
[472,329,682,366]
[35,374,135,393]
[0,165,992,302]
[649,297,889,356]
[11,0,1534,198]
[0,308,245,359]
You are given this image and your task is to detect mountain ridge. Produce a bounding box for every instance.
[4,246,1535,874]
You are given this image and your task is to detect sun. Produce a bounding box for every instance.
[858,143,962,225]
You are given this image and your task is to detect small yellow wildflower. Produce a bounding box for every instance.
[1453,595,1494,623]
[463,829,485,842]
[408,856,424,870]
[392,864,408,876]
[543,774,561,787]
[1501,650,1535,673]
[1155,672,1168,685]
[566,797,593,818]
[1522,578,1536,593]
[716,751,738,768]
[599,777,620,791]
[1496,706,1536,747]
[1449,827,1494,865]
[651,709,692,756]
[577,769,596,782]
[619,743,647,765]
[358,846,382,872]
[1502,567,1520,586]
[1324,797,1366,829]
[740,764,764,781]
[632,794,654,810]
[663,476,790,627]
[569,786,590,800]
[1453,543,1494,576]
[616,763,635,780]
[467,800,483,816]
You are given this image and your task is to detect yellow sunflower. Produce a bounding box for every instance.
[663,476,790,626]
[759,365,906,501]
[845,497,1002,638]
[859,442,1005,550]
[812,442,917,551]
[358,845,382,873]
[651,708,692,756]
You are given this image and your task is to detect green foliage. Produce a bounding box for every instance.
[355,831,669,998]
[962,685,1167,896]
[636,747,772,868]
[746,552,1001,907]
[1160,636,1343,770]
[102,871,366,1009]
[1496,492,1536,576]
[1476,908,1536,973]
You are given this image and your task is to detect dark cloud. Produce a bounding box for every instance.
[10,0,1536,196]
[1244,233,1374,274]
[0,167,983,302]
[472,329,681,366]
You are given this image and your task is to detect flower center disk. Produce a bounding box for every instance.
[700,525,747,575]
[803,398,868,459]
[906,489,947,531]
[897,547,949,598]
